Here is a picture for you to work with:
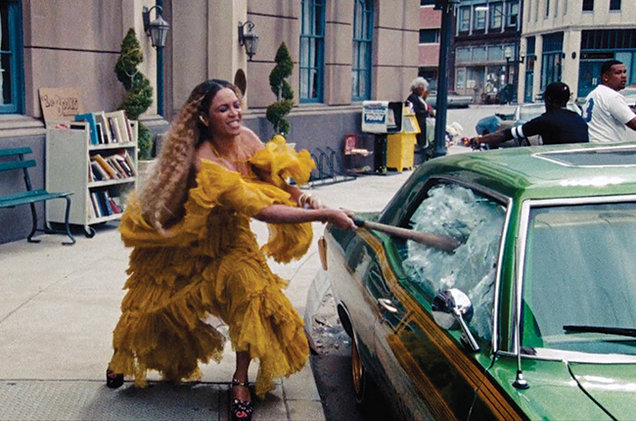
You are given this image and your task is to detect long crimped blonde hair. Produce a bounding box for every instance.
[139,79,240,232]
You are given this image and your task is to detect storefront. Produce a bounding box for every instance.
[578,29,636,99]
[455,43,517,104]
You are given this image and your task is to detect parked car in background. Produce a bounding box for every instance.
[427,91,473,109]
[319,143,636,420]
[475,102,582,145]
[623,85,636,112]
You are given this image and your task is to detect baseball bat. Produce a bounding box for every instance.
[352,218,460,253]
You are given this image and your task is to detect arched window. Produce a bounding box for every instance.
[352,0,373,101]
[0,0,23,114]
[299,0,324,102]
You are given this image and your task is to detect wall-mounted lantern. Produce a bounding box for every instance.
[142,5,170,49]
[238,21,259,61]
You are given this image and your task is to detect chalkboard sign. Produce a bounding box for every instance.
[39,88,84,123]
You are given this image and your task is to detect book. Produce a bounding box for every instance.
[91,154,117,179]
[90,161,108,181]
[75,113,99,145]
[113,154,133,176]
[107,156,127,178]
[90,192,103,217]
[94,111,112,144]
[108,117,121,143]
[103,191,114,215]
[122,151,136,176]
[95,122,104,144]
[87,195,96,219]
[105,110,131,143]
[108,197,122,214]
[111,195,124,213]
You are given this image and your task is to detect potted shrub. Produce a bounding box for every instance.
[266,42,294,136]
[114,29,153,161]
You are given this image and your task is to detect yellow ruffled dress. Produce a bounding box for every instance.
[109,139,315,398]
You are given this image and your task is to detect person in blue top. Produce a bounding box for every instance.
[470,82,589,148]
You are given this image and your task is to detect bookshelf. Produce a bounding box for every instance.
[46,119,138,237]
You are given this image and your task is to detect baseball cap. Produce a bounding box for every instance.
[544,82,570,104]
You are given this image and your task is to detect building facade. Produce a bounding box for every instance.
[520,0,636,103]
[0,0,419,244]
[418,0,441,87]
[450,0,521,104]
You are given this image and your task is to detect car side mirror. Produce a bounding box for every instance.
[432,289,480,352]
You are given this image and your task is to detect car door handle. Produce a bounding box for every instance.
[377,298,398,314]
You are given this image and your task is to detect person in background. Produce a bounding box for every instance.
[583,59,636,143]
[105,79,356,421]
[407,77,435,152]
[470,82,588,148]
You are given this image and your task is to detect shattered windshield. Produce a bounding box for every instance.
[401,184,506,342]
[522,203,636,355]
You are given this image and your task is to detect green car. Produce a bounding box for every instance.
[320,143,636,420]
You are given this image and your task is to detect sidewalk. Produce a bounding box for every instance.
[0,144,470,420]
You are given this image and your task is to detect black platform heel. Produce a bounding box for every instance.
[230,378,254,421]
[106,365,124,389]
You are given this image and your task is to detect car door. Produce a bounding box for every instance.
[366,181,521,419]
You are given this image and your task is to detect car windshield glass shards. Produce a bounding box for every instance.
[401,184,506,342]
[522,202,636,355]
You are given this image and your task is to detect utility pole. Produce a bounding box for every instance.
[433,0,459,157]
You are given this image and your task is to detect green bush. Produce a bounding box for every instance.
[115,29,154,159]
[266,43,294,135]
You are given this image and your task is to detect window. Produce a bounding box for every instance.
[507,1,519,27]
[455,68,466,90]
[524,36,536,102]
[540,32,564,92]
[299,0,325,102]
[582,0,594,11]
[400,183,506,342]
[419,29,439,44]
[420,0,436,5]
[490,3,503,30]
[352,0,373,101]
[473,46,487,61]
[474,6,486,31]
[545,0,550,16]
[456,47,471,64]
[458,6,470,32]
[0,0,23,114]
[522,202,636,355]
[610,0,621,10]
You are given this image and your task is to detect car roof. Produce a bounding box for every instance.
[424,143,636,200]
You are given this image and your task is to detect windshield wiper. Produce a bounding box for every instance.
[563,325,636,338]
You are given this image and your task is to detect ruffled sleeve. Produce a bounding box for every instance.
[189,160,293,216]
[121,142,316,264]
[248,135,315,188]
[248,137,316,262]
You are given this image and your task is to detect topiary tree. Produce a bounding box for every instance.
[266,42,294,135]
[115,28,154,159]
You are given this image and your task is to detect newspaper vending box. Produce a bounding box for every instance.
[361,101,420,172]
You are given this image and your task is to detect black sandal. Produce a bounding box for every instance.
[231,378,254,421]
[106,365,124,389]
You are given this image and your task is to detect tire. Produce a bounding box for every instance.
[350,328,392,417]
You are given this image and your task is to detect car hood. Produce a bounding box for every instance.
[569,362,636,416]
[491,357,633,419]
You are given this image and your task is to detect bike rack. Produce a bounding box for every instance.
[309,147,356,187]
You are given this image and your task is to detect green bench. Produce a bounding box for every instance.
[0,147,75,245]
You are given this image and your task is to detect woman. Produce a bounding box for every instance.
[406,77,435,152]
[106,79,355,420]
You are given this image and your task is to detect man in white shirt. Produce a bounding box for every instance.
[583,60,636,143]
